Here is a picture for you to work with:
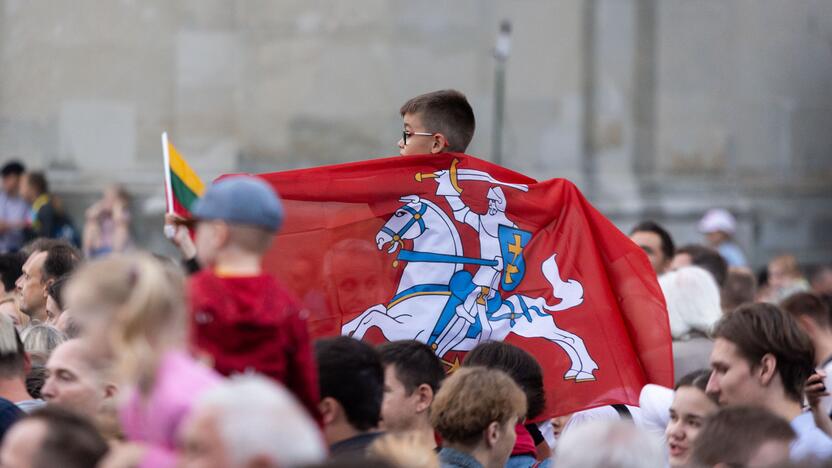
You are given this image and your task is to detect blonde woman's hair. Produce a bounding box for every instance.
[66,253,187,392]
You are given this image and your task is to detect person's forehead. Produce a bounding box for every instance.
[403,112,425,128]
[23,251,48,272]
[711,337,743,362]
[630,231,662,248]
[672,387,715,413]
[47,341,89,372]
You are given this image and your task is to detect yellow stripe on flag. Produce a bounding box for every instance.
[168,142,206,196]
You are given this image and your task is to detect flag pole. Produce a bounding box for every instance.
[161,132,174,214]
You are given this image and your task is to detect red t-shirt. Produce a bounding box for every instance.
[188,270,319,419]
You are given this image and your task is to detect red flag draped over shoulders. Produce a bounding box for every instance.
[255,153,672,417]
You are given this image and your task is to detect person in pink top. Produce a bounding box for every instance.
[65,253,221,468]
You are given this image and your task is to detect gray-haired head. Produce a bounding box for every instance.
[21,325,67,366]
[554,420,665,468]
[0,315,26,379]
[192,374,325,467]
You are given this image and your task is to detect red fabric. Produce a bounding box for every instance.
[511,423,537,457]
[250,153,672,417]
[187,271,319,419]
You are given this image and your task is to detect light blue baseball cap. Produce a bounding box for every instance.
[192,176,284,232]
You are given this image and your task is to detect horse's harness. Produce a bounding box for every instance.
[381,203,428,242]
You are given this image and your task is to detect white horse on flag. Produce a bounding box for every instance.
[341,195,598,382]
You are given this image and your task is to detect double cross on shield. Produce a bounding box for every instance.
[498,225,532,292]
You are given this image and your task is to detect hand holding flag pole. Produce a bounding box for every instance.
[161,132,204,257]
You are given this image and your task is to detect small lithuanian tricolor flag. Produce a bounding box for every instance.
[162,132,205,216]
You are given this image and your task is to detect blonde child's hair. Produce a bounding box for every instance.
[66,253,187,393]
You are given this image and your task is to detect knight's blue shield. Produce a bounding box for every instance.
[498,225,532,292]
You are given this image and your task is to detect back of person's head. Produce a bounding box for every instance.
[24,171,48,195]
[675,244,728,286]
[462,341,545,419]
[25,366,47,400]
[690,406,795,467]
[303,454,398,468]
[630,220,675,261]
[65,253,187,384]
[0,316,25,380]
[378,340,445,395]
[782,291,831,331]
[660,266,722,339]
[316,336,383,431]
[194,374,325,467]
[430,366,526,446]
[369,431,439,468]
[0,161,25,178]
[712,302,814,403]
[399,90,475,152]
[191,176,284,258]
[722,267,757,311]
[0,253,25,294]
[25,406,109,468]
[553,420,664,468]
[42,242,81,283]
[21,325,66,366]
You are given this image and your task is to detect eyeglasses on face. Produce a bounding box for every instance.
[402,130,434,146]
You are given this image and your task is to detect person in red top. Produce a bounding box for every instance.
[182,176,319,419]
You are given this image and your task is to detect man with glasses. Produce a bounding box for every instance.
[398,90,475,156]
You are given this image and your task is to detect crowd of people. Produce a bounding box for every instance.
[0,90,829,468]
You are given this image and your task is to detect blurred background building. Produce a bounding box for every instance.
[1,0,831,266]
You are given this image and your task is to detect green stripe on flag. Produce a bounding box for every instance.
[171,170,200,212]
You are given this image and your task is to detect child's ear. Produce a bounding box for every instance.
[432,133,450,153]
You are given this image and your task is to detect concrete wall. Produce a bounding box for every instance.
[1,0,830,266]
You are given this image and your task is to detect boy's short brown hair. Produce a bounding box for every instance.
[429,366,526,446]
[713,302,814,402]
[400,90,475,152]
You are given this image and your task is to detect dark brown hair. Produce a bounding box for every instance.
[675,244,728,286]
[722,267,757,311]
[28,406,109,468]
[690,406,795,467]
[630,220,675,261]
[378,340,445,395]
[25,171,48,195]
[400,89,475,152]
[463,341,546,419]
[781,292,831,329]
[712,302,815,402]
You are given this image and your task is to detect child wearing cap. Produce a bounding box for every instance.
[184,176,319,419]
